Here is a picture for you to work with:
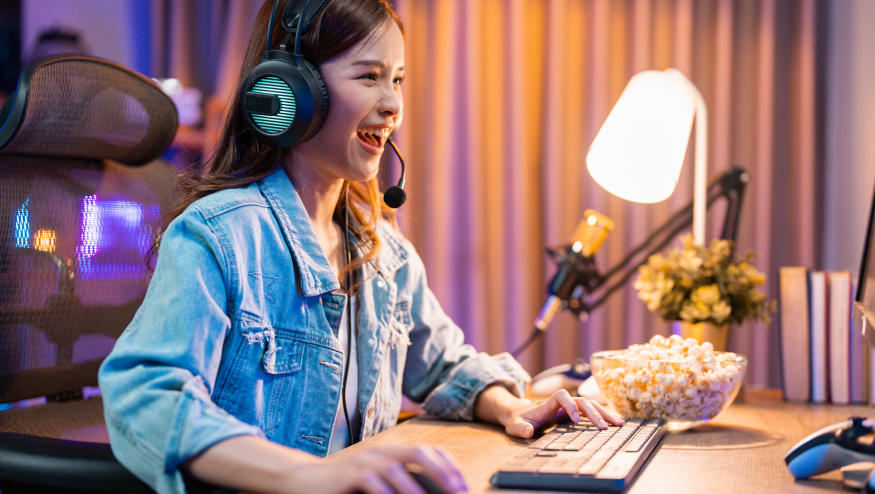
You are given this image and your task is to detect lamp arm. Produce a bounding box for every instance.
[692,81,708,245]
[573,166,749,315]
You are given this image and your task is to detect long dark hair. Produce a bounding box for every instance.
[162,0,404,281]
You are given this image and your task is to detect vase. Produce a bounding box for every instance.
[672,321,730,351]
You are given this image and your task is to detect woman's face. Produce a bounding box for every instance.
[293,21,405,183]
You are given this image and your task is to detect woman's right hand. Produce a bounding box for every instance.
[284,444,468,494]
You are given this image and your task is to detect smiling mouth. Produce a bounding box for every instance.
[356,127,390,149]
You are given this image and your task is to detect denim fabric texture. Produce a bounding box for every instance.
[98,166,530,493]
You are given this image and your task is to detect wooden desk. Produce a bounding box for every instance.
[338,390,873,493]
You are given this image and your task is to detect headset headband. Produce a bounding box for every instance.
[268,0,330,58]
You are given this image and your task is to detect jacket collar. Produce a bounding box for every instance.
[346,214,408,281]
[257,167,340,297]
[257,166,410,296]
[374,222,407,275]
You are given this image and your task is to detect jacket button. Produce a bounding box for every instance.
[367,407,375,418]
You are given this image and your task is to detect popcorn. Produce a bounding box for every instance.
[591,335,746,422]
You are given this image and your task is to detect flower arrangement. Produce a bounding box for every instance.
[633,234,773,325]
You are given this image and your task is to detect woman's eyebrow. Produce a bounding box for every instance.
[351,60,405,72]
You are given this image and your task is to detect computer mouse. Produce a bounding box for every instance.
[531,358,591,396]
[785,417,875,479]
[406,465,452,494]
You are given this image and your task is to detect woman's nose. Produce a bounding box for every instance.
[379,86,402,117]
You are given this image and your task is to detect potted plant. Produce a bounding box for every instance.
[633,234,773,350]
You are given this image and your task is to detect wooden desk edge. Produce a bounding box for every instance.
[337,389,873,493]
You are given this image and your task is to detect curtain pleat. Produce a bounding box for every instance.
[394,0,821,388]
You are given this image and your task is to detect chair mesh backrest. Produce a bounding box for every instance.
[0,157,178,403]
[0,56,180,403]
[0,56,177,166]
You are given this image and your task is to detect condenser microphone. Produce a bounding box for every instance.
[383,136,406,208]
[534,210,614,330]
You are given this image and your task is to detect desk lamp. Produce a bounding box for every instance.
[586,68,708,244]
[514,68,724,358]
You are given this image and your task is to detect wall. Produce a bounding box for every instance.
[823,0,875,274]
[21,0,133,67]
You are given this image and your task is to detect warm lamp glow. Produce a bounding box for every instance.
[586,70,695,203]
[586,68,708,244]
[34,229,56,253]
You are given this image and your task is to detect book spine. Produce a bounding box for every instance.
[851,279,866,403]
[779,266,811,401]
[828,271,852,404]
[809,271,828,403]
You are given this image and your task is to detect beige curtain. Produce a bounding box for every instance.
[391,0,822,388]
[148,0,262,155]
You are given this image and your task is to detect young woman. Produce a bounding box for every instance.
[98,1,623,493]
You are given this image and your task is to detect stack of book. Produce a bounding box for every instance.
[779,266,866,403]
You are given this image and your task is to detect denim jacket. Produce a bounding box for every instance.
[98,166,530,493]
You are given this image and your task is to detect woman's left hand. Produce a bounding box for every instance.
[501,389,625,439]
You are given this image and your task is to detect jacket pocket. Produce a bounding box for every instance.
[376,300,412,432]
[388,300,413,351]
[214,321,309,435]
[261,331,305,374]
[392,300,413,330]
[259,331,308,435]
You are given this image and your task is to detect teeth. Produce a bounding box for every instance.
[360,127,390,138]
[357,127,391,147]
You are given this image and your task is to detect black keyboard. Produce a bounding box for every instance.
[490,418,666,492]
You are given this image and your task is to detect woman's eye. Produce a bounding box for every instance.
[393,77,404,85]
[359,73,378,81]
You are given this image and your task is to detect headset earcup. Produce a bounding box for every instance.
[240,53,328,148]
[296,58,329,142]
[241,60,296,145]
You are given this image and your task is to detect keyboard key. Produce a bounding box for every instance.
[544,432,580,450]
[539,451,596,474]
[528,431,562,449]
[625,425,659,452]
[578,450,616,475]
[539,461,580,475]
[599,457,637,479]
[500,456,550,472]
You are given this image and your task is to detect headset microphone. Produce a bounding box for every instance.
[383,136,407,208]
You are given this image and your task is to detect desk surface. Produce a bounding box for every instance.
[338,389,873,493]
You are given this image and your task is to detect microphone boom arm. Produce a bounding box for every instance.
[511,166,749,357]
[571,166,749,317]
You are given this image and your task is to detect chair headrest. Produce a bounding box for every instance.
[0,55,178,166]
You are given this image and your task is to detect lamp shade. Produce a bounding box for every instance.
[586,69,697,204]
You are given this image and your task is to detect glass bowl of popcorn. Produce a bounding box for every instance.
[590,334,747,432]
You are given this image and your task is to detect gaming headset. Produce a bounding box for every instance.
[241,0,330,148]
[241,0,407,209]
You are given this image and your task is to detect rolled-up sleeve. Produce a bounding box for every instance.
[98,210,263,493]
[400,248,530,421]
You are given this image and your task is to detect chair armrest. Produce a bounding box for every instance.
[0,432,152,493]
